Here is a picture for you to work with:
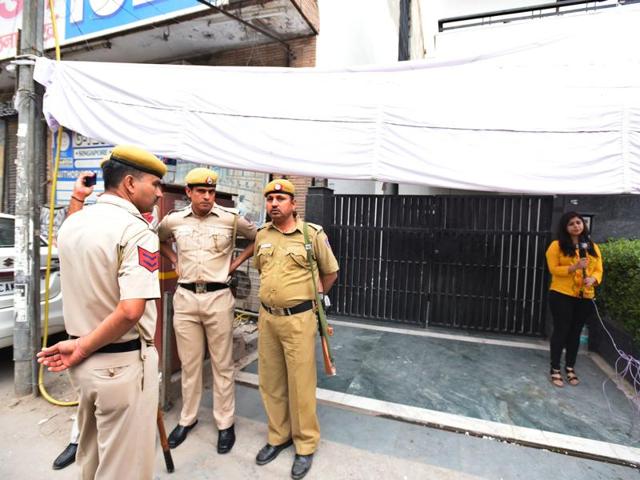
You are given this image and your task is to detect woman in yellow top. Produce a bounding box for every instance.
[545,211,603,387]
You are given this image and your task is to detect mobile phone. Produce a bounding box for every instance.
[83,173,97,187]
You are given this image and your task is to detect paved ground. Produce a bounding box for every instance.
[0,341,637,479]
[246,319,639,447]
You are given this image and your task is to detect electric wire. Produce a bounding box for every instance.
[38,0,78,407]
[592,299,640,418]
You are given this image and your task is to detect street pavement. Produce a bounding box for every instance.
[0,339,637,479]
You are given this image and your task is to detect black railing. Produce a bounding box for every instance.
[327,195,554,336]
[439,0,609,32]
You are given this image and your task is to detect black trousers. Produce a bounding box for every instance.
[548,290,595,370]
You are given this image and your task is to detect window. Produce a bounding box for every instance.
[0,217,14,247]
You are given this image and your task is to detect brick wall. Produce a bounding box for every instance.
[208,35,316,218]
[208,35,316,68]
[291,0,319,34]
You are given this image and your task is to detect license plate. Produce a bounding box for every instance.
[0,281,14,295]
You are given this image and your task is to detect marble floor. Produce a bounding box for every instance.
[244,319,640,449]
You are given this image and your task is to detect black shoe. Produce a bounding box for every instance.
[291,453,313,480]
[168,420,198,449]
[217,424,236,454]
[255,439,294,466]
[52,443,77,470]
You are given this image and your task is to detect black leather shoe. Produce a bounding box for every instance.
[217,424,236,454]
[52,443,77,470]
[255,439,293,465]
[168,420,198,449]
[291,453,313,480]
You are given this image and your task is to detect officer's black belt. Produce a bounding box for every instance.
[261,300,314,316]
[179,282,229,294]
[69,337,140,354]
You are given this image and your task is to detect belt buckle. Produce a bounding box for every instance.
[273,307,286,316]
[195,282,206,294]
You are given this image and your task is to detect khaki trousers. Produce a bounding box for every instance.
[173,286,235,429]
[70,347,159,480]
[258,307,319,455]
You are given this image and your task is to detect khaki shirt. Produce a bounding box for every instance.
[254,219,339,308]
[158,204,257,283]
[58,194,161,343]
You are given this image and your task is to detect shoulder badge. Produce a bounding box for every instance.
[137,246,159,273]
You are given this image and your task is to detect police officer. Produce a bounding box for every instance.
[253,179,339,480]
[38,145,166,479]
[158,168,256,453]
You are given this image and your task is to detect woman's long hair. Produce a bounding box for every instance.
[556,211,598,257]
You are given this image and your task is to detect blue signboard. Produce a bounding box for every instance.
[65,0,205,41]
[54,129,109,205]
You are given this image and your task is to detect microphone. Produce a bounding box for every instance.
[578,235,589,297]
[578,237,588,260]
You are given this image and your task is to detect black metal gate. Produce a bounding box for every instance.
[327,195,554,336]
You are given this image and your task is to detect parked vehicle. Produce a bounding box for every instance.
[0,214,64,349]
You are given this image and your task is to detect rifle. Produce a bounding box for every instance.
[303,222,336,376]
[157,407,175,473]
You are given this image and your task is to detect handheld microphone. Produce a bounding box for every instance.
[578,235,589,297]
[578,237,588,260]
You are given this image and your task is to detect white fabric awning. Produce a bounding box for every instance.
[34,5,640,194]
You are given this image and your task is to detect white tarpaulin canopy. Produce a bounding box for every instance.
[34,5,640,194]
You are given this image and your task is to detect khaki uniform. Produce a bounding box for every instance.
[158,204,257,429]
[254,219,339,455]
[58,194,161,480]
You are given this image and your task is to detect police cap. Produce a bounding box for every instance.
[185,168,218,187]
[263,179,295,197]
[102,145,167,178]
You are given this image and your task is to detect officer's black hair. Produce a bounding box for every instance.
[102,159,145,190]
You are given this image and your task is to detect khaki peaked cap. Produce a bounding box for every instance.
[102,145,167,178]
[263,179,295,197]
[185,168,218,186]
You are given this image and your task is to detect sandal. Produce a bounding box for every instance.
[550,368,564,388]
[565,367,580,386]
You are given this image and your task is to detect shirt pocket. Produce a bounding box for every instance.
[207,227,233,252]
[287,245,310,269]
[174,226,197,252]
[256,245,275,270]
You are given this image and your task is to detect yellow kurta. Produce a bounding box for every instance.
[545,240,603,299]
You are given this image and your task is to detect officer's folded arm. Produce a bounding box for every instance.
[229,241,255,273]
[320,271,338,294]
[160,240,178,266]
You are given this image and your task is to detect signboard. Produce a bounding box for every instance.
[0,0,66,60]
[65,0,206,42]
[54,131,268,226]
[0,0,221,60]
[54,129,108,205]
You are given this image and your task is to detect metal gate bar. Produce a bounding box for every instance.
[327,195,553,336]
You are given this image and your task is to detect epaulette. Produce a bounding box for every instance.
[306,222,323,232]
[215,204,239,215]
[258,221,272,231]
[166,205,191,217]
